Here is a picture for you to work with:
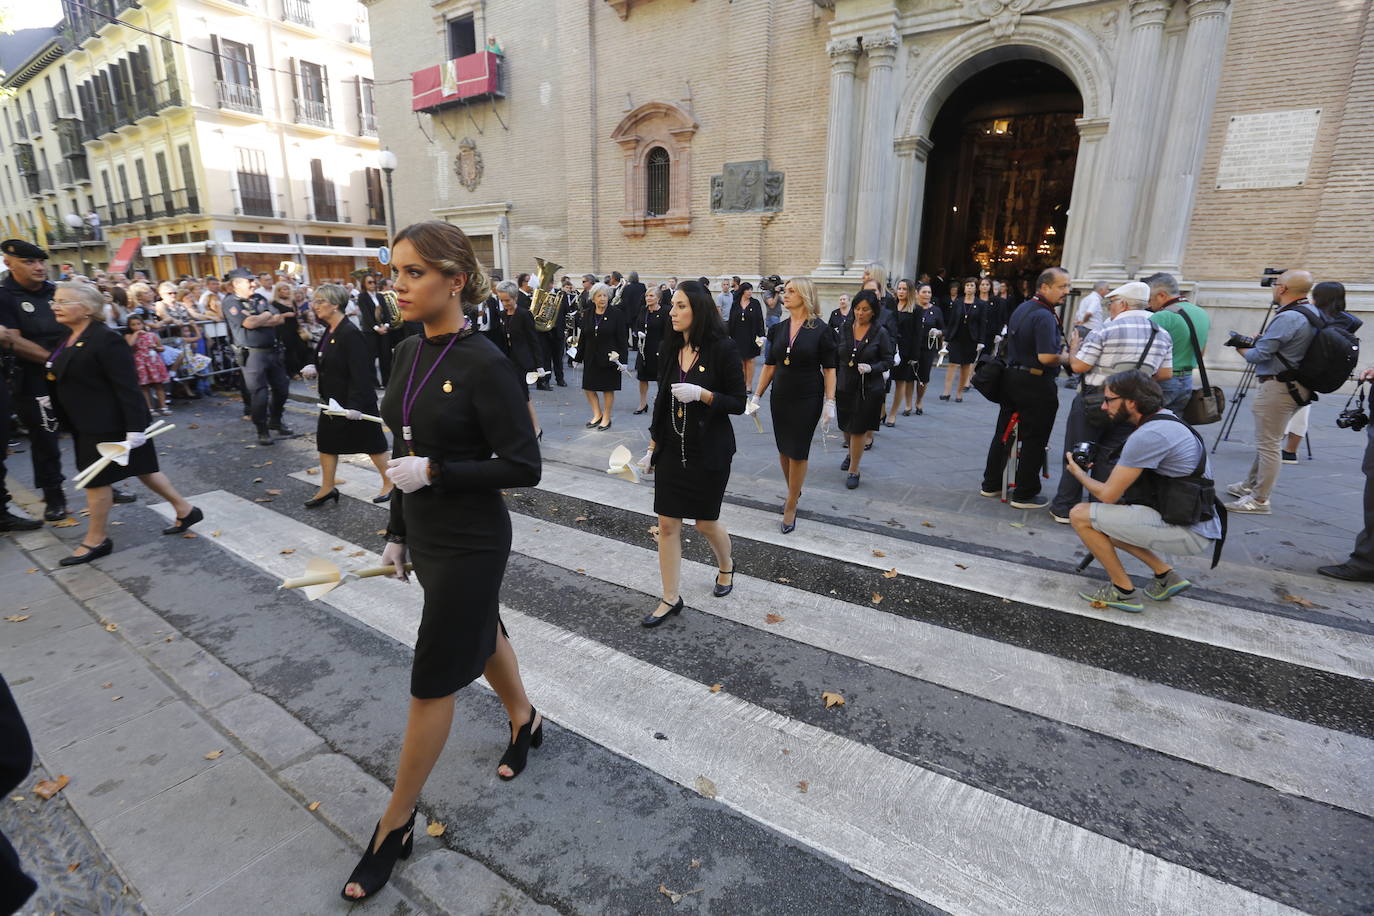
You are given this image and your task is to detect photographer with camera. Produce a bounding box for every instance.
[1318,367,1374,582]
[1222,269,1319,514]
[1065,370,1224,612]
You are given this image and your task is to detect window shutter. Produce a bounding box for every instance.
[246,44,258,90]
[321,64,331,116]
[289,58,298,102]
[353,76,362,118]
[210,35,223,82]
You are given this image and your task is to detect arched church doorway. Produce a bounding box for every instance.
[917,59,1082,290]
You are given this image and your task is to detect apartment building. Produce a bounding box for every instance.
[0,0,387,283]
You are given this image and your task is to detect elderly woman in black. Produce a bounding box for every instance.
[748,277,836,533]
[46,281,203,564]
[494,279,544,439]
[299,284,392,507]
[343,220,542,902]
[836,289,893,490]
[638,280,746,628]
[633,284,667,415]
[575,281,628,431]
[727,281,765,392]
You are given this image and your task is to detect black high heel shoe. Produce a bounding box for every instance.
[713,565,735,598]
[597,419,613,431]
[340,807,417,902]
[303,488,340,508]
[498,707,544,781]
[633,405,649,415]
[372,490,394,504]
[641,597,683,628]
[585,417,602,428]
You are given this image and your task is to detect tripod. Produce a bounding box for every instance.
[1211,299,1276,453]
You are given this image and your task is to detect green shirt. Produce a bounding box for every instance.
[1149,300,1210,373]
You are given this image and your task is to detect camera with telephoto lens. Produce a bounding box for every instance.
[1337,382,1369,432]
[1260,267,1286,288]
[1070,441,1097,469]
[1224,330,1257,349]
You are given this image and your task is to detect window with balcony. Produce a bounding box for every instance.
[293,59,332,128]
[309,158,337,222]
[282,0,313,28]
[213,37,261,114]
[236,148,274,216]
[355,77,377,137]
[447,15,476,59]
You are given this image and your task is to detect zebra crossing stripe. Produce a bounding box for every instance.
[161,490,1301,915]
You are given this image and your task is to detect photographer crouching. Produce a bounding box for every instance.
[1064,370,1225,613]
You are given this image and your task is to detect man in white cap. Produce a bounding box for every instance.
[1048,279,1174,521]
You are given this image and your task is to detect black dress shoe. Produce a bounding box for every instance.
[712,566,735,598]
[938,394,950,401]
[0,510,43,531]
[60,538,112,566]
[781,519,797,535]
[556,379,567,387]
[497,707,544,780]
[1317,563,1374,582]
[641,597,684,628]
[43,504,68,522]
[162,506,203,535]
[633,405,649,415]
[112,488,137,504]
[597,419,612,431]
[269,423,296,438]
[304,489,340,508]
[256,429,274,446]
[341,808,417,902]
[845,473,861,489]
[372,490,394,504]
[585,418,602,428]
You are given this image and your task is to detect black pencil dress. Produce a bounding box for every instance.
[577,306,629,392]
[315,318,388,456]
[914,305,945,385]
[635,305,667,382]
[728,297,765,360]
[763,320,837,460]
[835,325,894,435]
[381,327,541,699]
[889,309,918,382]
[946,297,987,364]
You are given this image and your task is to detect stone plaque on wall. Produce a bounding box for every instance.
[1215,108,1321,190]
[711,160,784,213]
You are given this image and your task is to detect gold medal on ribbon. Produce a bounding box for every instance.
[442,380,453,393]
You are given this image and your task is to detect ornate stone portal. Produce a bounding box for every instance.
[710,160,784,214]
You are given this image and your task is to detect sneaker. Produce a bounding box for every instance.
[1225,493,1271,514]
[1010,497,1049,510]
[1050,511,1072,524]
[979,489,999,498]
[1144,569,1193,601]
[0,509,43,531]
[1225,480,1253,498]
[1281,451,1298,464]
[1079,582,1143,613]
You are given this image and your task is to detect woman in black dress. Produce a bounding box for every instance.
[342,220,542,902]
[912,282,944,415]
[494,280,544,439]
[574,282,628,431]
[271,281,312,377]
[885,279,918,424]
[827,293,852,334]
[638,280,746,628]
[835,290,893,490]
[748,277,837,533]
[727,281,765,392]
[979,277,1006,350]
[941,278,985,402]
[633,285,667,414]
[46,282,203,565]
[300,284,392,507]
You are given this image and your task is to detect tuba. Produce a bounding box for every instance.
[529,256,564,332]
[379,289,404,329]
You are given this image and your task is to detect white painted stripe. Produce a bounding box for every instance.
[163,491,1301,916]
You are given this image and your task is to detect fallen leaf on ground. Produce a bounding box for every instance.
[797,781,809,793]
[25,568,37,574]
[574,516,588,522]
[709,684,722,693]
[426,820,445,837]
[52,517,79,527]
[110,696,122,702]
[104,623,118,632]
[254,497,273,503]
[349,551,365,558]
[188,424,199,429]
[375,529,386,536]
[1009,522,1025,528]
[203,750,223,760]
[764,613,785,624]
[776,577,791,583]
[9,796,23,801]
[872,549,886,558]
[307,801,321,811]
[954,563,968,570]
[659,885,683,905]
[1282,594,1316,608]
[690,859,701,868]
[210,530,222,537]
[575,568,585,574]
[4,616,29,623]
[164,636,174,642]
[1090,600,1108,609]
[266,489,282,496]
[306,467,319,475]
[882,568,897,579]
[34,775,69,799]
[279,548,296,555]
[781,748,791,755]
[101,682,113,689]
[870,593,883,604]
[921,521,935,528]
[252,477,263,483]
[647,525,659,537]
[182,532,198,539]
[821,691,845,709]
[331,546,343,552]
[110,521,123,526]
[67,862,80,873]
[694,776,717,799]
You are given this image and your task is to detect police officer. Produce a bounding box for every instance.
[0,239,68,521]
[220,267,295,446]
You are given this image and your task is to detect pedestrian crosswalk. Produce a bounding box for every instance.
[158,461,1373,915]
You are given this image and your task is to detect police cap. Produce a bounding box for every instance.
[224,267,254,281]
[1,238,48,260]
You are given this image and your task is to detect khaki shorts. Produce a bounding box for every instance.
[1090,503,1215,557]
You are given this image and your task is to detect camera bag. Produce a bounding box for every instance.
[1275,305,1361,396]
[1122,413,1227,567]
[1173,307,1225,425]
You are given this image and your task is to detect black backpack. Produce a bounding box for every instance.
[1276,305,1360,396]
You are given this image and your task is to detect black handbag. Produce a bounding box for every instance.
[1174,307,1225,425]
[971,314,1013,404]
[1083,324,1160,428]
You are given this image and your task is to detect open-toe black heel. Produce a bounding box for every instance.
[340,807,417,902]
[498,707,543,781]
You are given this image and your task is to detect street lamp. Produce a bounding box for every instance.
[378,148,397,241]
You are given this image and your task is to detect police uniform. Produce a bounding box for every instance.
[0,239,66,517]
[221,279,290,437]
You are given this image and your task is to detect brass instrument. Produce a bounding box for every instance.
[379,289,404,329]
[529,256,564,332]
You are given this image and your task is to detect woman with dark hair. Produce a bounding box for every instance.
[941,277,985,402]
[911,282,944,415]
[633,284,667,414]
[836,289,893,489]
[343,220,543,902]
[494,279,544,439]
[979,277,1005,350]
[300,284,392,508]
[885,279,918,425]
[575,281,628,431]
[271,281,312,376]
[727,281,765,391]
[638,279,746,627]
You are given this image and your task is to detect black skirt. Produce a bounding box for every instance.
[769,394,822,461]
[948,333,979,365]
[73,431,158,488]
[582,359,623,392]
[915,348,937,385]
[315,413,388,457]
[836,388,883,435]
[652,455,729,521]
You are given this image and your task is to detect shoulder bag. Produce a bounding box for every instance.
[1174,306,1225,425]
[1083,323,1159,428]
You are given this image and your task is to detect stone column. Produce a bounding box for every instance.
[816,38,861,275]
[888,135,933,280]
[1086,0,1174,276]
[850,29,901,274]
[1063,117,1110,278]
[1140,0,1232,276]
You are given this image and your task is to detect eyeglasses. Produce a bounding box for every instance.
[1102,395,1124,405]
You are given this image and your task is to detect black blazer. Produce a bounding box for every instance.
[317,319,380,414]
[946,298,987,343]
[620,281,646,328]
[836,323,894,394]
[650,335,746,472]
[495,306,540,372]
[727,296,765,359]
[50,321,152,435]
[575,306,629,367]
[356,291,380,330]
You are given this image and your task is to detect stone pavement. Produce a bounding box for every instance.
[0,487,554,916]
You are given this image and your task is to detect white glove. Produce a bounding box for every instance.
[744,395,761,416]
[619,363,631,374]
[381,540,409,581]
[637,447,654,471]
[126,431,147,449]
[857,363,872,375]
[671,383,705,404]
[345,409,363,421]
[374,325,388,335]
[821,399,836,428]
[300,364,318,379]
[386,455,432,493]
[754,336,765,348]
[608,350,620,364]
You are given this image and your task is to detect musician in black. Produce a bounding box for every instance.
[835,290,893,489]
[633,284,667,415]
[342,220,542,903]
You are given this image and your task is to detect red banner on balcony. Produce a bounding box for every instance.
[109,237,141,276]
[411,51,501,112]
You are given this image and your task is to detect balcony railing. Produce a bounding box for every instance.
[411,50,504,113]
[294,97,332,129]
[97,188,204,225]
[13,141,36,173]
[359,111,378,137]
[217,80,262,115]
[86,79,184,138]
[308,199,349,224]
[282,0,312,27]
[238,193,278,218]
[57,119,86,158]
[58,93,74,118]
[45,224,99,247]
